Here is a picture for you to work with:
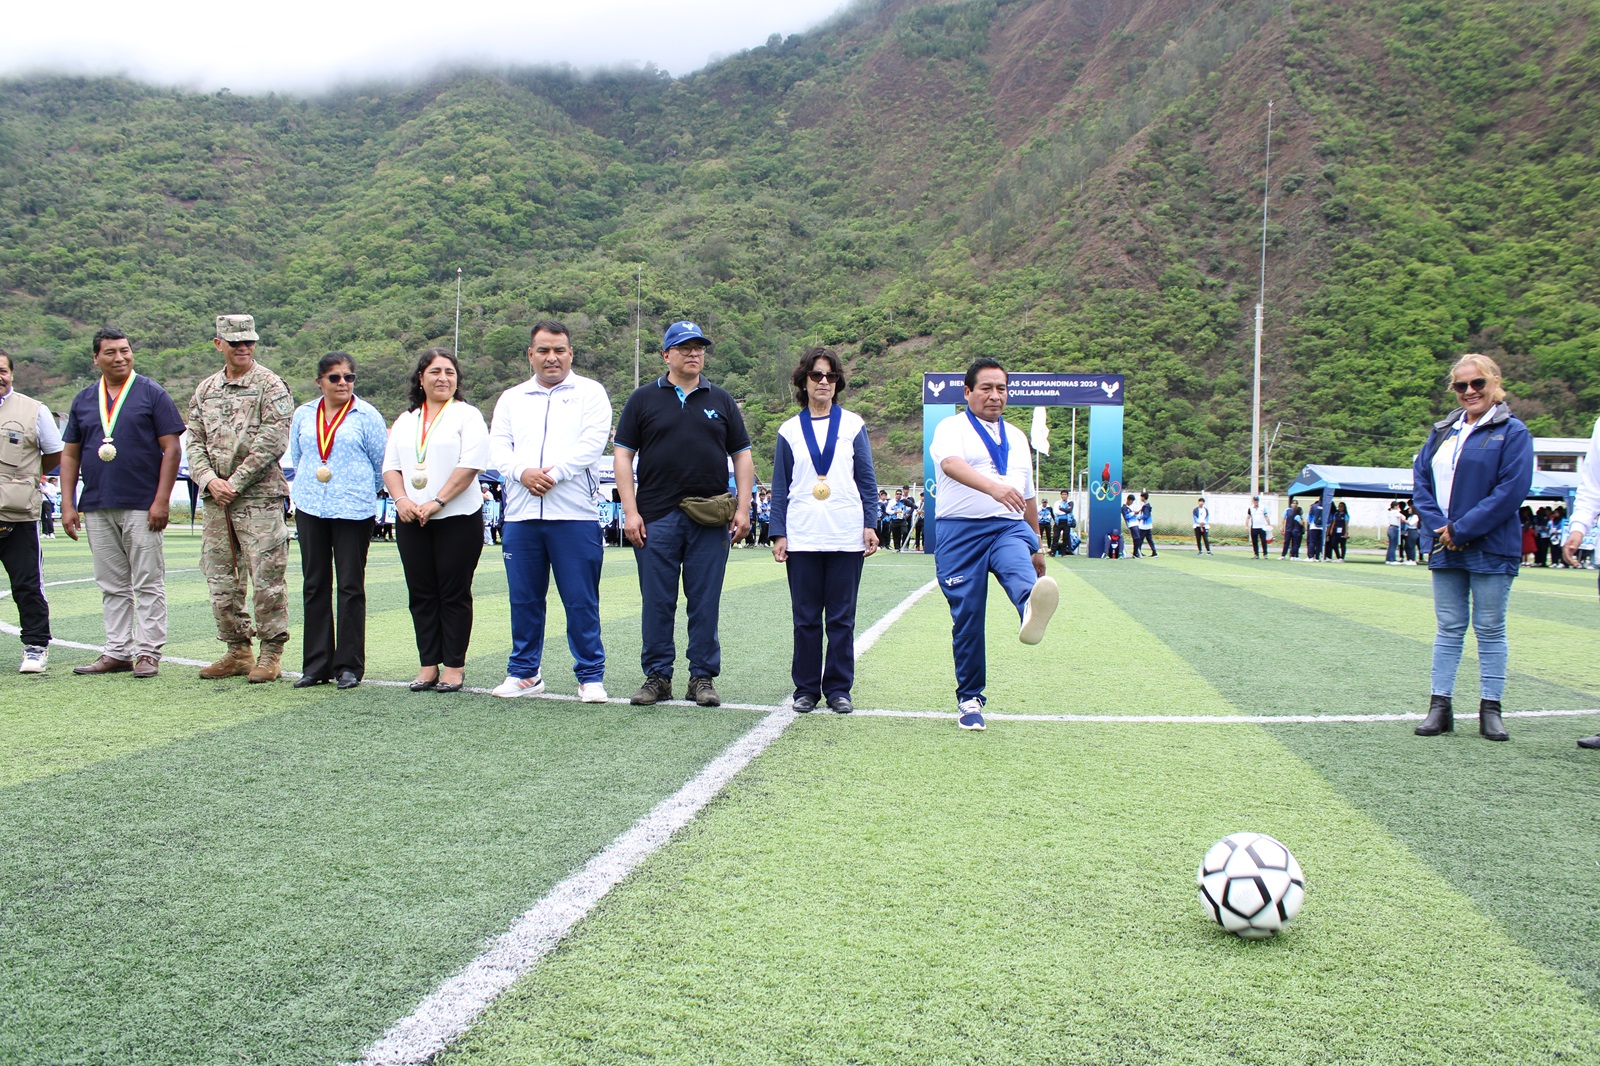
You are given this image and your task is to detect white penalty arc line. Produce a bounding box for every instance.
[351,579,938,1066]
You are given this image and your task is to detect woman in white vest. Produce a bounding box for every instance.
[769,348,879,714]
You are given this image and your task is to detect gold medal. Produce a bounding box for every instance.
[812,480,830,500]
[98,441,118,463]
[315,465,332,483]
[415,462,427,471]
[411,475,429,490]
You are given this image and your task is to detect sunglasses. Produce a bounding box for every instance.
[1449,377,1488,395]
[808,371,841,384]
[323,373,356,384]
[225,339,256,349]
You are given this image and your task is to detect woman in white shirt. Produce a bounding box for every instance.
[769,349,879,713]
[382,348,490,693]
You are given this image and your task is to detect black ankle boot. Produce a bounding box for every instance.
[1479,699,1509,741]
[1416,695,1453,736]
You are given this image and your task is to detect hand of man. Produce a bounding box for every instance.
[771,535,788,563]
[986,480,1025,513]
[1434,524,1457,550]
[520,466,556,497]
[1565,530,1584,567]
[863,528,879,557]
[147,500,171,532]
[61,503,80,541]
[208,477,238,506]
[1032,550,1047,578]
[624,511,647,547]
[730,509,751,542]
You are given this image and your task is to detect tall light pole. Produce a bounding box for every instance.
[1250,101,1274,498]
[634,266,642,390]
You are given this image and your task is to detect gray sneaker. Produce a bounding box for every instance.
[630,674,673,705]
[19,645,48,674]
[687,675,721,707]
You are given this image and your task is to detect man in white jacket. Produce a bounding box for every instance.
[488,320,614,701]
[1561,413,1600,749]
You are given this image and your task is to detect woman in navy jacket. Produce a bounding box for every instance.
[1410,354,1534,741]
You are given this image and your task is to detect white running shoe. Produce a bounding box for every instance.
[1019,575,1059,645]
[957,697,986,731]
[492,674,545,698]
[578,682,608,703]
[19,645,48,673]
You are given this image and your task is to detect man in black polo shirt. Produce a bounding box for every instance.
[60,328,186,678]
[613,321,754,707]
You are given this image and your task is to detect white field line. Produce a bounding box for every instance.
[350,579,937,1066]
[845,707,1600,723]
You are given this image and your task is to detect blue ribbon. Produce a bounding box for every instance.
[800,404,843,481]
[965,408,1009,476]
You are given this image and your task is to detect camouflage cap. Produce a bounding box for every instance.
[215,314,259,342]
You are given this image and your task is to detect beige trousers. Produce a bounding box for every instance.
[85,509,168,660]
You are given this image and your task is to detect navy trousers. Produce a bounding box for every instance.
[634,509,730,679]
[935,517,1040,704]
[503,519,606,683]
[785,551,864,701]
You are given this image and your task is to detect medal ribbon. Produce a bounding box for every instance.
[414,398,454,466]
[965,408,1009,476]
[98,372,137,443]
[316,396,355,463]
[798,404,842,484]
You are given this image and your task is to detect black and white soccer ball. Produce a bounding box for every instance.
[1197,832,1305,939]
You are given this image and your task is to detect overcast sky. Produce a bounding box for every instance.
[2,0,853,93]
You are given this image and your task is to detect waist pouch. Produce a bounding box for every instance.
[678,493,737,527]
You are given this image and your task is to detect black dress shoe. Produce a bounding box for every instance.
[336,669,360,690]
[1578,734,1600,749]
[1479,699,1509,741]
[1415,694,1452,736]
[294,674,328,688]
[791,695,817,713]
[409,677,439,692]
[827,695,854,714]
[435,680,465,693]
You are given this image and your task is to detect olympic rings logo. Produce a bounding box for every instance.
[1090,480,1121,501]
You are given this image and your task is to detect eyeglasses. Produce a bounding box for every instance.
[323,373,356,384]
[808,371,841,384]
[1449,377,1488,395]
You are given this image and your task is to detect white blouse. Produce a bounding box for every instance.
[382,401,491,519]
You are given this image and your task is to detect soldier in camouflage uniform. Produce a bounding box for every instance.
[187,314,294,682]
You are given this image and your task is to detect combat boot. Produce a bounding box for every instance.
[249,641,284,684]
[199,642,254,679]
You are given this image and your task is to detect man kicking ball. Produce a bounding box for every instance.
[930,358,1059,730]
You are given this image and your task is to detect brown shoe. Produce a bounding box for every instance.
[73,654,133,675]
[133,655,159,678]
[199,642,254,679]
[248,642,284,684]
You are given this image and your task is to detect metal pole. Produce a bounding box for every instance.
[634,266,642,390]
[454,268,462,357]
[1070,408,1077,506]
[1251,101,1273,498]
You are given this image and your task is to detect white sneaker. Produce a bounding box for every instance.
[1019,575,1058,645]
[492,674,545,698]
[19,645,48,673]
[578,682,608,703]
[957,697,986,731]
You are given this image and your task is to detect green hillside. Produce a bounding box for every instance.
[2,0,1596,487]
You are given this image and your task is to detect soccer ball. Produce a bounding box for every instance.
[1197,832,1305,939]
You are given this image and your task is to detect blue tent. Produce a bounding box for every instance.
[1286,464,1575,502]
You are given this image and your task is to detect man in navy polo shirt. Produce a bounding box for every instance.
[613,321,754,707]
[59,328,186,678]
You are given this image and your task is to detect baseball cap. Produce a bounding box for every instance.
[216,314,259,342]
[662,321,711,351]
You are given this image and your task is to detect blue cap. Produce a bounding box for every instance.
[662,321,711,352]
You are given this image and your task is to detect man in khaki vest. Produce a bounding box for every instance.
[186,315,294,682]
[0,350,64,673]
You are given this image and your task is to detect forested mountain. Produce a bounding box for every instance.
[2,0,1597,489]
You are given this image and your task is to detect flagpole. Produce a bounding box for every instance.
[1250,101,1273,498]
[454,268,463,357]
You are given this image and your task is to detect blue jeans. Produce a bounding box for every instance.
[502,519,605,683]
[1430,568,1514,701]
[1386,526,1400,562]
[633,508,730,679]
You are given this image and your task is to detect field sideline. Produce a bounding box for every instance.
[2,534,1598,1064]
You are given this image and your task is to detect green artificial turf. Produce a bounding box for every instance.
[0,689,761,1065]
[438,718,1600,1065]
